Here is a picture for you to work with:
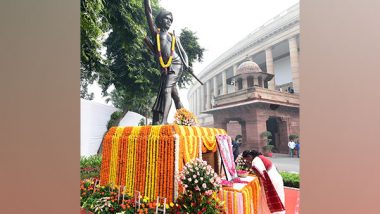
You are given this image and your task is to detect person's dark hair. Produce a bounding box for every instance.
[155,9,173,27]
[242,150,262,158]
[235,135,242,141]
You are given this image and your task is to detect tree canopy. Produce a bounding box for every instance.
[80,0,204,117]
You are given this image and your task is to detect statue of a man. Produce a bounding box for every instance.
[144,0,189,125]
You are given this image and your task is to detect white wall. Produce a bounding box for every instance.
[119,111,145,127]
[274,55,292,85]
[80,99,144,157]
[81,99,118,156]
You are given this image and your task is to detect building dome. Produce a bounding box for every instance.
[236,60,263,76]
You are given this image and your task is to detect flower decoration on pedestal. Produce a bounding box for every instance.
[235,154,252,177]
[173,158,225,213]
[80,179,170,214]
[173,108,199,126]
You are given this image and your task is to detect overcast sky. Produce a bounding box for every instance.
[88,0,299,121]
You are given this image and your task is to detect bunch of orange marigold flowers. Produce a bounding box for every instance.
[174,108,199,126]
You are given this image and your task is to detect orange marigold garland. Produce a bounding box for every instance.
[100,127,116,185]
[109,127,124,185]
[118,127,133,186]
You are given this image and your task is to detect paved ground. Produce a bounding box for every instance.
[268,153,300,174]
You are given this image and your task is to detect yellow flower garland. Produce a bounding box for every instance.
[156,29,176,68]
[109,127,124,184]
[100,124,232,204]
[234,192,238,213]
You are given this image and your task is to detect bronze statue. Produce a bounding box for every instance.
[144,0,190,125]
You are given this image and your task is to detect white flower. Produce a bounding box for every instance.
[193,174,197,178]
[205,190,213,196]
[216,177,221,183]
[188,178,192,182]
[194,179,198,184]
[202,183,207,189]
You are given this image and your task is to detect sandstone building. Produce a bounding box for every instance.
[187,3,300,153]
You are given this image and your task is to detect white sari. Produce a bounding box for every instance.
[252,157,285,214]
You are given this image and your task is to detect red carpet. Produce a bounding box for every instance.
[285,187,300,214]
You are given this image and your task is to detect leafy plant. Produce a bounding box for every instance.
[80,179,169,214]
[107,111,124,129]
[80,155,102,179]
[262,145,274,152]
[289,134,299,141]
[260,131,272,144]
[261,131,273,153]
[280,172,300,188]
[138,118,146,126]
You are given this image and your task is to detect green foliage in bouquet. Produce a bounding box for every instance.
[235,154,250,171]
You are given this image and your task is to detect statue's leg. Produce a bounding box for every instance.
[172,85,184,109]
[152,111,160,125]
[161,87,172,124]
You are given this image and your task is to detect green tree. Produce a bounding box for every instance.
[80,0,205,120]
[80,0,110,99]
[99,0,160,118]
[178,28,205,88]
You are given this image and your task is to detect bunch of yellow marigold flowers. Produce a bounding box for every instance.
[174,108,199,126]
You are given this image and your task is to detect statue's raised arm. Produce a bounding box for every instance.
[144,0,156,36]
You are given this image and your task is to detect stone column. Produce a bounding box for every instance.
[289,37,300,93]
[244,121,260,152]
[261,77,266,88]
[191,94,194,113]
[213,116,227,131]
[193,90,196,115]
[222,71,227,95]
[195,88,199,115]
[205,80,211,110]
[213,76,218,97]
[233,64,238,76]
[265,48,276,90]
[200,85,205,113]
[198,88,201,115]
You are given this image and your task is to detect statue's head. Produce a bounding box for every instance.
[155,9,173,31]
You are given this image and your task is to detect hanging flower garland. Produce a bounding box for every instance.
[118,127,133,186]
[156,28,176,69]
[109,127,124,185]
[100,127,117,186]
